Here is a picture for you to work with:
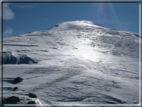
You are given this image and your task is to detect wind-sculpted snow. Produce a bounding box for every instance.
[2,20,140,106]
[3,58,139,105]
[91,34,139,57]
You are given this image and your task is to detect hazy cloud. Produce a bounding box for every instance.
[0,0,15,20]
[3,3,14,20]
[4,28,13,35]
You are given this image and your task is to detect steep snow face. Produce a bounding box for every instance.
[3,20,139,63]
[2,20,140,106]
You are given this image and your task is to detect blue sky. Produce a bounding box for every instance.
[3,2,139,38]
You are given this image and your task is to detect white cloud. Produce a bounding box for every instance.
[3,3,14,20]
[4,28,13,35]
[0,0,14,20]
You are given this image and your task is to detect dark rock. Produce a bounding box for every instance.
[29,93,37,98]
[135,34,139,37]
[18,55,37,64]
[3,51,37,64]
[13,87,18,91]
[27,101,36,104]
[3,51,17,64]
[6,96,20,103]
[14,77,23,83]
[26,101,37,107]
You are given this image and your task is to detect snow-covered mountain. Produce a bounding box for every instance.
[2,20,140,106]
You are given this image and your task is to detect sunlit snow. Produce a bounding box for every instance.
[1,20,140,106]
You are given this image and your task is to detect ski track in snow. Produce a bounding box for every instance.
[2,20,140,106]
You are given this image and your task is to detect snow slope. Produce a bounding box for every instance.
[2,20,140,106]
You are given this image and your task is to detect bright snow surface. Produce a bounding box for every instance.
[2,20,140,106]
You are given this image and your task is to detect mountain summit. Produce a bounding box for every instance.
[3,20,139,64]
[2,20,140,105]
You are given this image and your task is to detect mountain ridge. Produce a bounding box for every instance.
[2,20,140,105]
[8,20,139,39]
[3,20,140,64]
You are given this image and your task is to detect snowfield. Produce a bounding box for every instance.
[1,20,141,106]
